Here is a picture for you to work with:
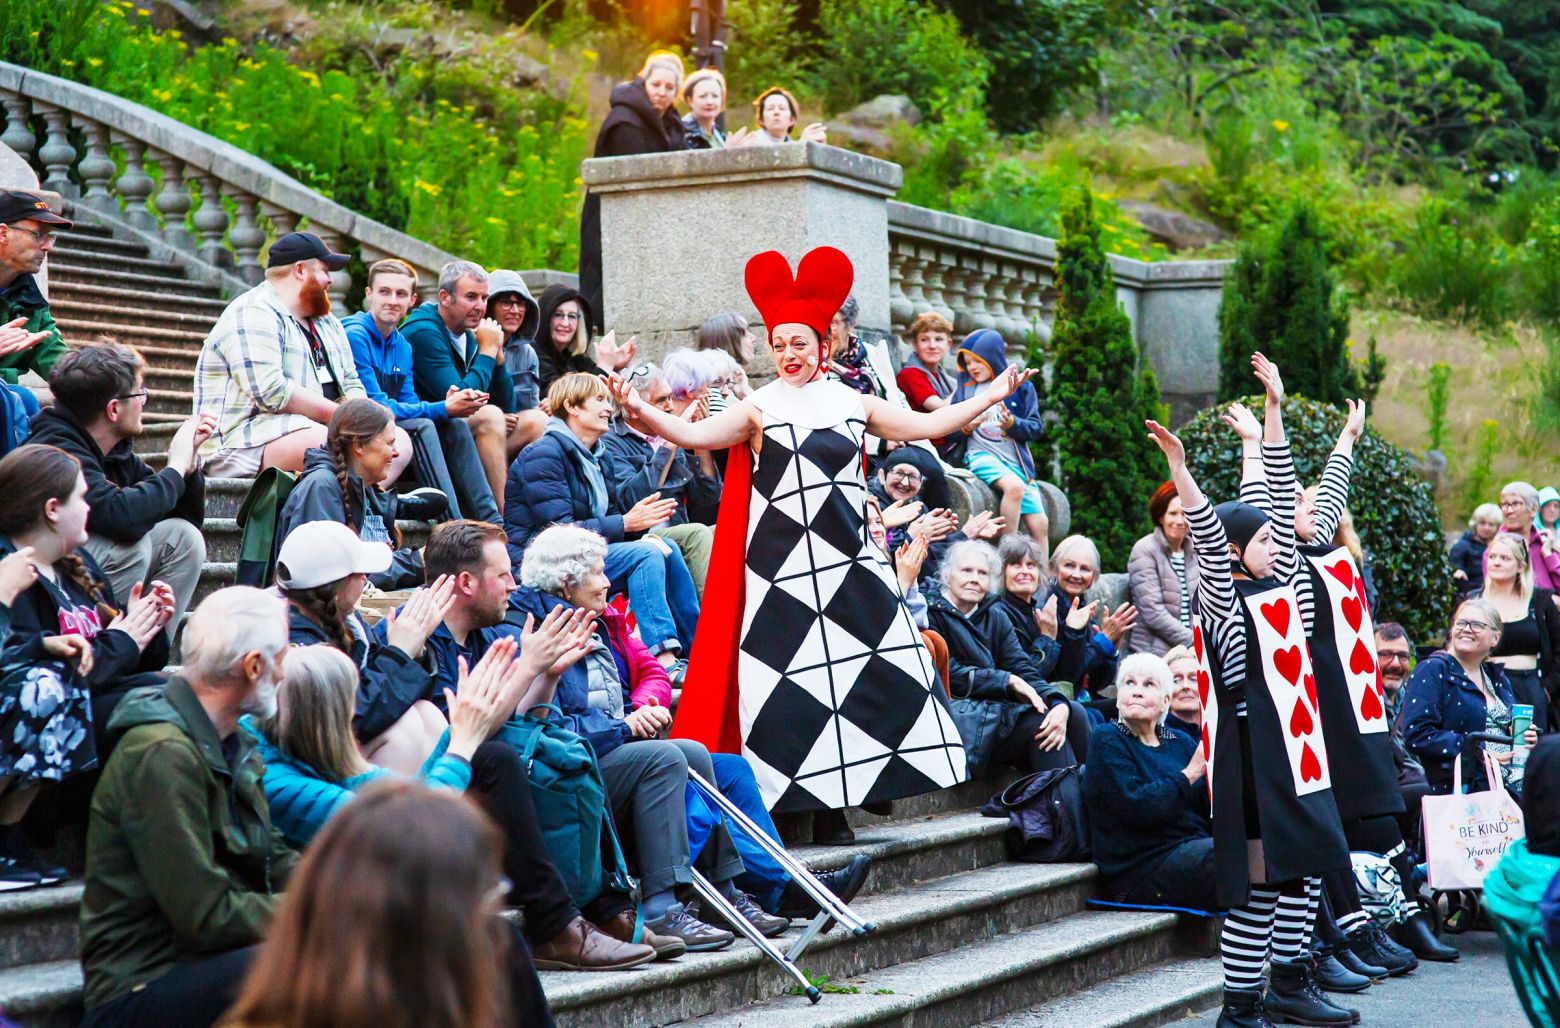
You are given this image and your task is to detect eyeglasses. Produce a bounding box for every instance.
[6,224,54,246]
[1499,500,1527,510]
[551,310,581,323]
[1452,618,1492,633]
[493,296,527,309]
[115,390,149,403]
[887,469,923,483]
[1378,650,1412,664]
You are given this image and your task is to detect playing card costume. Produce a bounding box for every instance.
[672,247,967,813]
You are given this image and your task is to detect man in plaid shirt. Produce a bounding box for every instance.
[194,232,412,480]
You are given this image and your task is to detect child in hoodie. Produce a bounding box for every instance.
[949,329,1049,546]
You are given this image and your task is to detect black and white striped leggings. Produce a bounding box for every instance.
[1220,877,1321,990]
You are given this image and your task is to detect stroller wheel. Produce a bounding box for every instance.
[1441,890,1481,934]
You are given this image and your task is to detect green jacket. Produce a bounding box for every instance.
[0,274,67,385]
[79,676,298,1010]
[1485,837,1560,1028]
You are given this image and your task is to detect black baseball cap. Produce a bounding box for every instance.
[266,231,350,270]
[0,191,72,228]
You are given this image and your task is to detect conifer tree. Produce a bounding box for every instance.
[1049,188,1166,569]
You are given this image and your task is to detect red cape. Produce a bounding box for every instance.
[670,442,752,754]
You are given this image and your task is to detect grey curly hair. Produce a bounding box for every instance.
[519,524,609,595]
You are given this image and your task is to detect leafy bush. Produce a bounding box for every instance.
[0,0,590,271]
[812,0,987,118]
[1180,395,1454,643]
[1047,188,1166,570]
[723,0,803,109]
[1385,197,1512,325]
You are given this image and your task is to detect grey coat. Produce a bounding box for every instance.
[1126,528,1199,656]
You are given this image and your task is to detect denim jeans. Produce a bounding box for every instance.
[712,753,791,911]
[602,539,700,654]
[399,416,500,523]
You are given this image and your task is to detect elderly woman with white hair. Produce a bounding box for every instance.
[1081,652,1216,910]
[1500,480,1560,591]
[1046,534,1137,699]
[926,539,1089,774]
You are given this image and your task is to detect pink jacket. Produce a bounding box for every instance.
[602,607,672,710]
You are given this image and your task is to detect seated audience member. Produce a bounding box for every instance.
[948,330,1050,547]
[749,86,826,145]
[249,644,657,972]
[1162,644,1202,740]
[1484,735,1560,1022]
[32,341,209,638]
[866,494,931,629]
[486,270,548,428]
[0,546,93,886]
[535,285,635,395]
[1401,597,1537,795]
[828,295,886,399]
[0,444,172,774]
[273,520,453,773]
[1376,622,1433,856]
[506,373,699,677]
[601,359,720,593]
[277,399,434,590]
[1499,481,1560,590]
[993,534,1063,682]
[1376,621,1414,725]
[694,311,755,414]
[1127,481,1198,657]
[1475,533,1560,732]
[221,782,556,1028]
[896,312,955,415]
[343,258,499,523]
[868,443,950,519]
[867,448,999,582]
[0,191,71,386]
[1450,502,1500,594]
[513,525,831,938]
[196,232,409,479]
[78,587,295,1028]
[927,540,1086,775]
[1048,534,1137,701]
[401,261,532,504]
[1083,653,1214,910]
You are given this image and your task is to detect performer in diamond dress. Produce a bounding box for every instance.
[607,247,1034,832]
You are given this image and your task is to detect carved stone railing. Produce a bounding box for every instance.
[0,61,463,308]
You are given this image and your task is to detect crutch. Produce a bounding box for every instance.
[687,771,876,963]
[688,868,822,1003]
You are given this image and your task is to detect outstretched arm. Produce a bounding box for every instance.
[608,375,758,450]
[1225,402,1273,513]
[1309,399,1365,546]
[863,365,1036,442]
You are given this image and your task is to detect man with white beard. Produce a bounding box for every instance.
[78,587,300,1028]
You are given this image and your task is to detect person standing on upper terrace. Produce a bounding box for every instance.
[0,191,71,387]
[194,232,413,483]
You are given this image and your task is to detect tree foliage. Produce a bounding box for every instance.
[1217,202,1358,405]
[1181,396,1454,642]
[812,0,987,118]
[1048,188,1166,569]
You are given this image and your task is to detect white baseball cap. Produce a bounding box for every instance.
[275,521,393,590]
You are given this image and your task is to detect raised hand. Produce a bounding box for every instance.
[895,534,930,590]
[107,582,165,650]
[1145,420,1185,468]
[1339,398,1367,445]
[881,498,925,528]
[910,508,958,544]
[624,492,679,532]
[1035,593,1059,639]
[384,575,457,660]
[518,606,597,683]
[607,374,649,425]
[1100,602,1138,644]
[0,317,50,358]
[1251,352,1284,405]
[596,330,638,372]
[0,547,38,607]
[961,510,1004,541]
[1064,596,1098,632]
[474,318,504,357]
[1221,402,1261,443]
[798,123,828,144]
[446,640,519,757]
[981,365,1036,406]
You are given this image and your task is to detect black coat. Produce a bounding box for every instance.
[534,285,603,397]
[578,79,687,332]
[27,406,204,544]
[925,591,1061,704]
[599,420,721,527]
[285,606,435,744]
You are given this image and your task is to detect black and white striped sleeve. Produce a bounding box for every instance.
[1308,452,1354,548]
[1186,500,1239,624]
[1263,441,1301,586]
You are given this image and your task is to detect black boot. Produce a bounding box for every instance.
[1333,942,1388,981]
[811,808,854,845]
[1264,959,1354,1026]
[1217,987,1278,1028]
[1344,921,1418,977]
[1393,909,1459,962]
[1310,944,1373,994]
[777,854,872,919]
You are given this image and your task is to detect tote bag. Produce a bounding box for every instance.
[1422,750,1526,890]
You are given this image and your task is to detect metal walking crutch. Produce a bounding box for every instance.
[687,868,822,1003]
[687,771,876,963]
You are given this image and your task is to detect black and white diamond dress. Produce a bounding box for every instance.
[737,380,967,812]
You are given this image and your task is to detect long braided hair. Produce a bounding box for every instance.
[0,444,108,608]
[327,399,402,548]
[279,581,354,656]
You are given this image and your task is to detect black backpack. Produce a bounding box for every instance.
[980,764,1091,863]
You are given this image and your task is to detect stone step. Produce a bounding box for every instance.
[683,913,1198,1028]
[46,247,189,280]
[142,366,194,393]
[0,886,81,973]
[55,316,208,350]
[540,861,1097,1028]
[144,386,193,417]
[976,957,1223,1028]
[50,232,148,258]
[53,218,114,239]
[46,264,223,300]
[46,281,229,316]
[775,771,1016,848]
[0,958,78,1028]
[196,517,432,564]
[786,811,1007,899]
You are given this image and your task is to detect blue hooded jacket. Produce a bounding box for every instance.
[949,328,1043,480]
[341,311,448,423]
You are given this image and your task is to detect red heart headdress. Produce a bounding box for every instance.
[743,246,854,345]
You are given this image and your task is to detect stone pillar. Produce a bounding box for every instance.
[1108,256,1231,426]
[583,143,902,372]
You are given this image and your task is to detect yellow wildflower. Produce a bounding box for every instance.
[87,58,103,67]
[486,216,505,226]
[413,180,442,196]
[1272,119,1290,133]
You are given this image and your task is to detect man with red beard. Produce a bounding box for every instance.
[194,232,411,480]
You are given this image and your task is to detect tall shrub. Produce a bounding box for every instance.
[1049,188,1166,569]
[1217,202,1357,405]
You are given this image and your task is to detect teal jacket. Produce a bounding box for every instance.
[1486,837,1560,1028]
[401,302,516,412]
[242,718,471,848]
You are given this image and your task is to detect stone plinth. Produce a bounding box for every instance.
[584,143,903,367]
[1110,257,1230,425]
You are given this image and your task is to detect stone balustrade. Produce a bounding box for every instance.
[0,61,461,309]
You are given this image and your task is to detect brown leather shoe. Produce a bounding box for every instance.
[598,909,688,961]
[531,915,657,972]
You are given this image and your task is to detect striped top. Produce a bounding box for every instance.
[1239,444,1354,627]
[1170,550,1191,629]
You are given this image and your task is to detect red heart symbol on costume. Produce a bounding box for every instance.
[1340,595,1363,633]
[1201,723,1212,760]
[1349,638,1376,676]
[1326,561,1355,590]
[1197,669,1211,707]
[1260,599,1292,638]
[1193,625,1205,662]
[1360,682,1384,721]
[1274,646,1302,686]
[1289,696,1314,737]
[1304,673,1318,710]
[1300,742,1323,782]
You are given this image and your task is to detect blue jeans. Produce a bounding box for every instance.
[712,753,790,912]
[399,416,500,523]
[603,539,700,655]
